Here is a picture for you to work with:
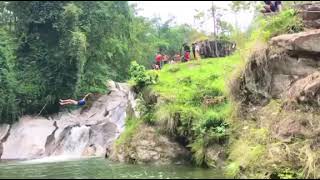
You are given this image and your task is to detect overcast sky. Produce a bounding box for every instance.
[129,1,255,34]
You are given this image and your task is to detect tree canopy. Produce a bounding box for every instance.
[0,1,215,123]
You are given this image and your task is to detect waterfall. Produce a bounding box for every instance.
[59,125,90,156]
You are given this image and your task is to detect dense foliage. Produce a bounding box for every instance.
[0,1,209,123]
[0,1,133,119]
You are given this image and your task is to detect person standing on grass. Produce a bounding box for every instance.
[195,42,201,60]
[182,43,191,62]
[155,52,163,69]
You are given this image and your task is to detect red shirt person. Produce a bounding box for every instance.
[155,53,163,68]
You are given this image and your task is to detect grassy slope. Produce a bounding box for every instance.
[151,55,241,128]
[149,55,241,166]
[116,54,242,167]
[153,56,240,103]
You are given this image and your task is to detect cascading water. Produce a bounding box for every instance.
[58,125,90,156]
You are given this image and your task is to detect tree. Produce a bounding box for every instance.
[0,28,19,124]
[4,1,132,115]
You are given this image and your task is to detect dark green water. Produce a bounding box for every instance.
[0,157,223,179]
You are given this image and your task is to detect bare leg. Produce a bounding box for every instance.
[59,99,78,106]
[261,5,271,13]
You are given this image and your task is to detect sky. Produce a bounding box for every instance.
[129,1,255,34]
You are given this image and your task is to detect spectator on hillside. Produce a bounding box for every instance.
[192,43,196,59]
[155,52,163,69]
[195,42,201,60]
[174,54,181,63]
[163,54,169,65]
[182,43,191,62]
[261,1,282,13]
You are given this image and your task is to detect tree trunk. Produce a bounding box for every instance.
[211,1,219,57]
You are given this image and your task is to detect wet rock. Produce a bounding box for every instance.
[110,125,191,165]
[0,124,10,159]
[1,117,55,159]
[82,144,96,156]
[206,145,227,168]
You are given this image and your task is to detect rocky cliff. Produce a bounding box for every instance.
[229,5,320,178]
[235,29,320,109]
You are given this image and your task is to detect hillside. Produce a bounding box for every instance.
[111,55,241,167]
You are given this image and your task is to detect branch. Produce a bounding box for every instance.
[37,102,48,116]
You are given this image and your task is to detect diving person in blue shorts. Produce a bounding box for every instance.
[59,93,92,106]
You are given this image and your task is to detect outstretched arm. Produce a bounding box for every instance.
[82,93,92,101]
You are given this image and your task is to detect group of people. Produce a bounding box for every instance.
[153,42,203,70]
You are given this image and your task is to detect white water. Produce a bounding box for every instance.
[20,125,92,165]
[19,155,90,164]
[58,125,90,156]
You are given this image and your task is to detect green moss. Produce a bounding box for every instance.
[115,117,142,146]
[225,162,241,178]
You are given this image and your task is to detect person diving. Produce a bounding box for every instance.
[59,93,92,106]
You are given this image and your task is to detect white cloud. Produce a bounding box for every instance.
[129,1,254,34]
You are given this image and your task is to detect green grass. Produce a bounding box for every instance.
[147,54,241,166]
[152,56,240,100]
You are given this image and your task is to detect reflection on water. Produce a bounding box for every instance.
[0,157,223,179]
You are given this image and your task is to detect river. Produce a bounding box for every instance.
[0,157,223,179]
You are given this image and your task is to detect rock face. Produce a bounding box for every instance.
[285,72,320,106]
[197,40,236,58]
[296,2,320,29]
[0,81,138,160]
[270,29,320,53]
[236,29,320,107]
[0,124,10,159]
[109,125,191,165]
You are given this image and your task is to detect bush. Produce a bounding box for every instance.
[250,9,304,42]
[0,28,19,124]
[264,9,304,38]
[129,61,158,90]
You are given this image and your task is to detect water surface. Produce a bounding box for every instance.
[0,157,223,179]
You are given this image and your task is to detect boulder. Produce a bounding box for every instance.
[109,125,191,165]
[237,29,320,105]
[284,72,320,106]
[0,124,10,159]
[270,29,320,53]
[296,3,320,29]
[205,145,227,168]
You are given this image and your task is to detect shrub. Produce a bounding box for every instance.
[250,9,304,42]
[129,61,158,90]
[266,9,303,37]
